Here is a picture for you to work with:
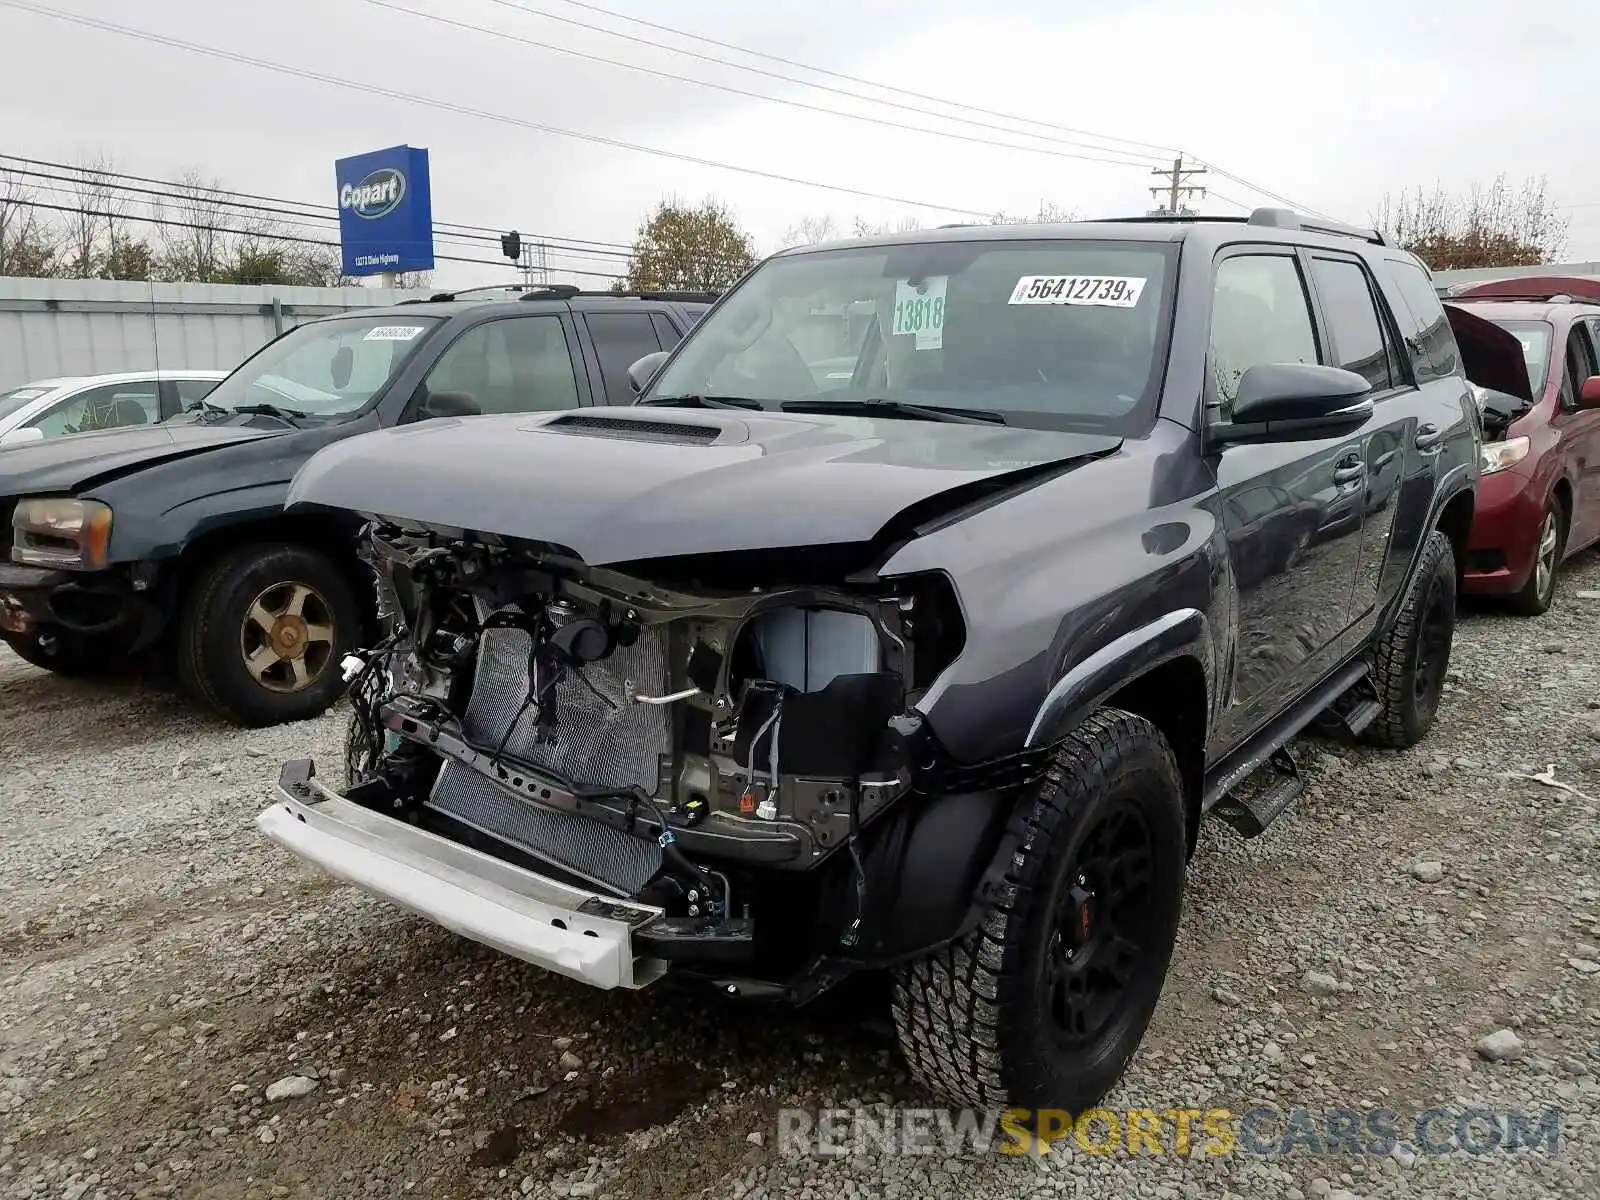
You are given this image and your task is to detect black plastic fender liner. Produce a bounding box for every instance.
[820,785,1017,965]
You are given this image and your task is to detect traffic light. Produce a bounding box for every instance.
[501,230,522,262]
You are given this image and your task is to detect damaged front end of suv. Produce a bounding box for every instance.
[297,510,1003,996]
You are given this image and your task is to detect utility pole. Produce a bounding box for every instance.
[1149,153,1207,217]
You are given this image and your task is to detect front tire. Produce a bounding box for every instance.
[176,543,360,727]
[1365,529,1455,748]
[1507,498,1565,617]
[890,709,1187,1111]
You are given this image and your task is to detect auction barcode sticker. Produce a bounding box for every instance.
[363,325,428,341]
[1008,275,1146,307]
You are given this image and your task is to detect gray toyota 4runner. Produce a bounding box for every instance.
[259,210,1482,1111]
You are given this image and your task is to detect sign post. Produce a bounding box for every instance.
[334,145,435,284]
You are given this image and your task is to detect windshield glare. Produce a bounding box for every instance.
[1491,320,1552,396]
[189,316,440,420]
[649,239,1175,431]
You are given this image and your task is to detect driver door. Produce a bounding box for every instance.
[1208,248,1370,754]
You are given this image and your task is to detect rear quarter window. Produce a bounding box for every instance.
[1378,258,1460,382]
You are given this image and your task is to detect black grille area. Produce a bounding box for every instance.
[546,414,720,444]
[0,499,14,563]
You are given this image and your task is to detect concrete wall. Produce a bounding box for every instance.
[0,277,425,392]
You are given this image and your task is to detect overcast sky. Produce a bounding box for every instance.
[3,0,1598,289]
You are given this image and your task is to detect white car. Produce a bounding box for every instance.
[0,370,230,447]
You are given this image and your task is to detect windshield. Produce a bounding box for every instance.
[648,238,1175,432]
[185,315,441,421]
[1490,320,1552,395]
[0,385,55,424]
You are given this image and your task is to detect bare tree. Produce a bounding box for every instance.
[0,168,60,277]
[1377,175,1569,270]
[56,153,135,278]
[153,170,238,283]
[851,214,924,238]
[990,201,1078,225]
[778,215,839,248]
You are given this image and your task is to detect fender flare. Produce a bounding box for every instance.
[1024,607,1213,749]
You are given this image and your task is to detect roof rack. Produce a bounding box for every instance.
[522,287,720,303]
[1096,206,1387,246]
[1244,207,1387,246]
[396,283,720,305]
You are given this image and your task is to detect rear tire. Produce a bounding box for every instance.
[890,709,1187,1111]
[176,543,360,727]
[1507,497,1565,617]
[1365,529,1455,748]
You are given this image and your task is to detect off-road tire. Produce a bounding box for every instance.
[1507,497,1566,617]
[176,543,360,727]
[1,630,124,678]
[1365,529,1455,748]
[890,708,1187,1111]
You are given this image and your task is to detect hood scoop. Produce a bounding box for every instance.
[542,412,725,445]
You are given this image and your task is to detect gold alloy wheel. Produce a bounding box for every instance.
[238,581,336,694]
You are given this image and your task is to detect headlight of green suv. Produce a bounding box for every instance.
[11,498,114,570]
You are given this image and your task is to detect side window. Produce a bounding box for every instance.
[27,381,158,437]
[650,312,686,348]
[1560,323,1598,408]
[421,316,581,415]
[1380,259,1458,382]
[1209,254,1319,417]
[175,377,219,403]
[1310,257,1395,391]
[586,312,665,402]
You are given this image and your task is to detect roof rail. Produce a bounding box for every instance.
[1246,207,1387,246]
[395,283,541,305]
[519,287,719,303]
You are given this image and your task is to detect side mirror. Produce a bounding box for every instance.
[420,390,482,420]
[627,351,670,396]
[1579,376,1600,409]
[0,426,45,448]
[1212,364,1373,445]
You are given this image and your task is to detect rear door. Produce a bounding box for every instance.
[583,311,666,405]
[1301,250,1419,634]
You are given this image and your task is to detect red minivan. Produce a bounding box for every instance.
[1446,277,1600,614]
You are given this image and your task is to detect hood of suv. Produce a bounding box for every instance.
[288,408,1121,565]
[0,422,283,496]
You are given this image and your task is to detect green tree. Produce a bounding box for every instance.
[1378,175,1568,270]
[103,239,156,281]
[623,198,756,292]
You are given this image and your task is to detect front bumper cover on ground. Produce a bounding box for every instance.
[256,767,668,990]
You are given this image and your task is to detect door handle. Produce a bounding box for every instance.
[1415,424,1443,451]
[1333,464,1366,484]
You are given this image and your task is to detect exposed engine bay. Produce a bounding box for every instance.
[336,518,1001,992]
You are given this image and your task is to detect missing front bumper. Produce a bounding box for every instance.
[256,769,668,989]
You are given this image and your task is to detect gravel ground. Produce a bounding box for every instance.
[3,558,1599,1200]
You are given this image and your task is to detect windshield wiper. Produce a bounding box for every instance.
[779,398,1006,425]
[231,403,309,427]
[640,394,764,411]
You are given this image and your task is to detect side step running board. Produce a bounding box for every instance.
[1216,747,1304,838]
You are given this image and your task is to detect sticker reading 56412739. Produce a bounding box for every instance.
[363,325,427,342]
[1008,275,1146,307]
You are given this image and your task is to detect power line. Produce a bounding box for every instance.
[0,153,633,258]
[511,0,1338,221]
[13,199,627,279]
[2,1,994,219]
[376,0,1161,170]
[1148,154,1206,216]
[522,0,1178,157]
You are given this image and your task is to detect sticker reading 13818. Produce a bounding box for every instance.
[1008,275,1146,307]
